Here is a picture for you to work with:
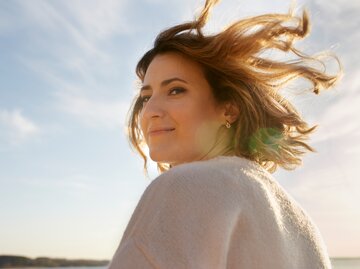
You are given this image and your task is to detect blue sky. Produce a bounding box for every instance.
[0,0,359,260]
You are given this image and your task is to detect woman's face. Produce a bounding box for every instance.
[139,52,230,166]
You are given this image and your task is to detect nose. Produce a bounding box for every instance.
[140,94,166,120]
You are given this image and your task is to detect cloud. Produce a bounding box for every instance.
[8,0,129,58]
[55,91,130,129]
[273,0,360,155]
[271,2,360,256]
[57,0,131,40]
[0,109,40,144]
[5,0,135,132]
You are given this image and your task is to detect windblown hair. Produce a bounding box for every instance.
[127,0,341,174]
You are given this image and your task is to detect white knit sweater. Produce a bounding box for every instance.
[108,156,332,268]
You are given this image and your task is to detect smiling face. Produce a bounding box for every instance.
[139,52,232,166]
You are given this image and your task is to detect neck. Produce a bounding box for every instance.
[171,126,235,167]
[199,134,235,161]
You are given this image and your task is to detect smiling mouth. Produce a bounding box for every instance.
[149,128,175,136]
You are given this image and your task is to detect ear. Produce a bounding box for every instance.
[223,102,239,124]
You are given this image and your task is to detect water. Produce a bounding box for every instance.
[1,267,108,269]
[331,258,360,269]
[4,267,108,269]
[3,259,360,269]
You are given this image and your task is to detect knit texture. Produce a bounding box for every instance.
[108,156,332,269]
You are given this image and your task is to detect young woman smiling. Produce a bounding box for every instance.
[108,0,341,268]
[139,52,237,167]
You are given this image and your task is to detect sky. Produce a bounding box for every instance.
[0,0,359,260]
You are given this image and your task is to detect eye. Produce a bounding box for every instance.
[140,95,151,104]
[139,87,185,105]
[169,87,186,95]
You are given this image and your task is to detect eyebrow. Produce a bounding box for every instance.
[140,77,188,92]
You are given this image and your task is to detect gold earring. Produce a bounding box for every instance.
[225,120,231,129]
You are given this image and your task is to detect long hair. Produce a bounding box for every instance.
[127,0,342,174]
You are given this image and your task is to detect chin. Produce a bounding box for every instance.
[149,150,184,165]
[149,150,171,163]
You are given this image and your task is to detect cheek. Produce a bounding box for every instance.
[178,104,220,141]
[195,117,220,142]
[139,110,147,139]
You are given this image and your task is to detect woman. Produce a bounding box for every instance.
[109,0,341,268]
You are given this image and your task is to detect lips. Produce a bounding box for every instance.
[148,127,175,135]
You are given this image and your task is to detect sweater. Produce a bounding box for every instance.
[108,155,332,269]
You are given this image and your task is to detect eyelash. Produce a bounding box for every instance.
[140,87,186,104]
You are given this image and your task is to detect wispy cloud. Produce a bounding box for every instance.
[271,0,360,257]
[17,55,131,130]
[55,91,130,129]
[57,0,131,40]
[301,0,360,147]
[295,0,360,141]
[4,0,134,131]
[0,109,40,144]
[11,0,128,58]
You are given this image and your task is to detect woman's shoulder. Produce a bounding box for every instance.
[144,156,258,216]
[163,155,272,185]
[147,155,275,204]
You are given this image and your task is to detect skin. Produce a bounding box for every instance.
[139,52,238,167]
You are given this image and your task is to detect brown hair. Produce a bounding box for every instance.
[127,0,342,174]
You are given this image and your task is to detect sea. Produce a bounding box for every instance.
[331,258,360,269]
[4,259,360,269]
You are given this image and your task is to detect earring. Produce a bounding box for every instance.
[225,120,231,129]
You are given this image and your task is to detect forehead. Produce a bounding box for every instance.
[143,52,206,84]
